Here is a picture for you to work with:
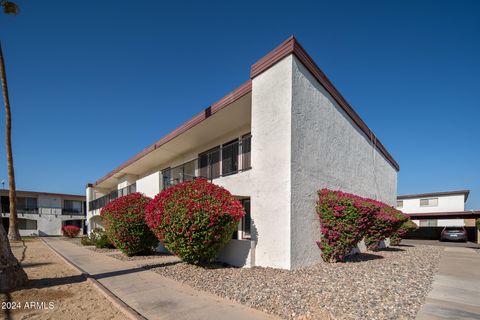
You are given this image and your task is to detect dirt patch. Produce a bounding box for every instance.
[1,239,128,320]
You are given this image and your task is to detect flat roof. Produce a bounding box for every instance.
[0,189,85,200]
[397,190,470,202]
[89,36,400,188]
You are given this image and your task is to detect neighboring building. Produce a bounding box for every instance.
[1,189,86,236]
[397,190,480,241]
[86,36,399,270]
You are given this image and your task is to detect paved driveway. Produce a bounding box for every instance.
[416,246,480,320]
[402,239,480,249]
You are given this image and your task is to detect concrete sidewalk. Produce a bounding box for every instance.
[416,246,480,320]
[43,237,277,320]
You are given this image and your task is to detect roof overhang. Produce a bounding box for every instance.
[0,189,85,200]
[398,190,470,202]
[93,84,252,189]
[408,211,480,219]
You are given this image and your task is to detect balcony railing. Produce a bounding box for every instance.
[163,135,251,188]
[1,208,85,216]
[88,183,136,212]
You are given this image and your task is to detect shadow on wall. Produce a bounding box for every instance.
[217,217,259,267]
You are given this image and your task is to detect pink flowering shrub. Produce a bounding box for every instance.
[62,225,80,238]
[145,179,244,265]
[101,193,158,256]
[316,189,378,262]
[390,219,417,246]
[364,206,407,251]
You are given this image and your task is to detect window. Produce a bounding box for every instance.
[396,200,403,208]
[241,199,251,239]
[222,139,239,176]
[199,147,220,179]
[16,197,37,211]
[420,198,438,207]
[420,219,437,227]
[18,218,37,230]
[231,199,251,240]
[240,134,251,170]
[64,200,82,213]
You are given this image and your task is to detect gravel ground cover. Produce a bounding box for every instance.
[147,244,443,320]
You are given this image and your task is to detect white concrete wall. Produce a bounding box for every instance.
[250,55,293,269]
[437,219,465,227]
[399,195,465,213]
[289,55,398,268]
[136,171,161,198]
[117,174,138,189]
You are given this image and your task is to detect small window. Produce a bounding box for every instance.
[18,218,37,230]
[396,200,403,208]
[420,219,437,227]
[241,199,251,239]
[64,200,82,213]
[420,198,438,207]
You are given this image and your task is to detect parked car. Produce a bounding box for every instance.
[440,226,468,242]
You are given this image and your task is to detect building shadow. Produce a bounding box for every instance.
[20,262,53,269]
[344,252,384,263]
[378,247,405,252]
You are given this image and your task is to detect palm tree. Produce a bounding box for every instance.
[0,0,27,292]
[0,0,20,241]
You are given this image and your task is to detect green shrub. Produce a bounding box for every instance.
[80,236,94,246]
[101,193,158,256]
[95,232,115,249]
[145,179,244,265]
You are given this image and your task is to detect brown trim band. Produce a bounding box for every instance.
[250,36,400,171]
[0,189,85,200]
[398,190,470,201]
[93,80,252,187]
[407,210,480,219]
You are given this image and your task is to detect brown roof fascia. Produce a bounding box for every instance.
[407,210,480,219]
[0,189,85,200]
[250,36,400,172]
[398,190,470,202]
[93,80,252,187]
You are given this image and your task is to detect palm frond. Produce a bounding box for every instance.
[1,1,20,15]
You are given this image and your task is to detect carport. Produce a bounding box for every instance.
[406,211,480,242]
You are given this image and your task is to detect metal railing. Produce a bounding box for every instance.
[88,183,136,211]
[162,135,251,189]
[2,208,85,216]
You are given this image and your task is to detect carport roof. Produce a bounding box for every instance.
[407,210,480,219]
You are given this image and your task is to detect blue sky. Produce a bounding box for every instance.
[0,1,479,209]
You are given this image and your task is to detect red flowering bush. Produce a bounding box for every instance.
[316,189,378,262]
[101,193,158,256]
[364,206,406,251]
[390,219,417,246]
[62,225,80,238]
[145,179,244,265]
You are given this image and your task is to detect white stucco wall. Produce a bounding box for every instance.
[399,195,465,213]
[136,171,161,198]
[250,55,293,269]
[289,55,398,268]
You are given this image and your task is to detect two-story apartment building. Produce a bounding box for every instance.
[397,190,480,241]
[86,36,399,270]
[1,189,86,236]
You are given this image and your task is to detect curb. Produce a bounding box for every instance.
[41,238,146,320]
